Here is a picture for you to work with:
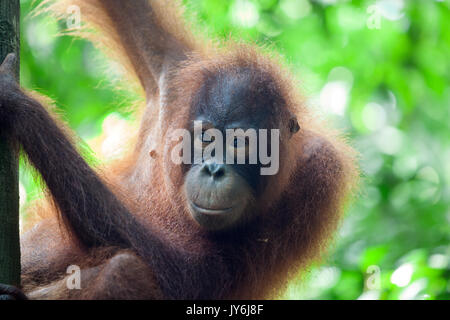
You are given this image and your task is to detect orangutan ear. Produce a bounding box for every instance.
[288,117,300,136]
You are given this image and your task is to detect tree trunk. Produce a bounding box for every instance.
[0,0,21,287]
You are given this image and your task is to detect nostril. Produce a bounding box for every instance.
[201,163,212,176]
[201,162,226,179]
[212,166,225,178]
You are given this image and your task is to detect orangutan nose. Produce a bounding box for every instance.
[201,160,226,179]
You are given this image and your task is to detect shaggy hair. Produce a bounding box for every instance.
[9,0,360,299]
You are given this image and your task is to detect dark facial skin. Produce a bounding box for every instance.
[184,68,299,231]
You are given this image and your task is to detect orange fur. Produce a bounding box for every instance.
[17,0,359,299]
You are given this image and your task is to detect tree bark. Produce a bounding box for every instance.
[0,0,20,287]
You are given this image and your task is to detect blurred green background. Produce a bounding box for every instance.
[17,0,449,299]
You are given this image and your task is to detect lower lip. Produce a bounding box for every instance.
[189,201,233,216]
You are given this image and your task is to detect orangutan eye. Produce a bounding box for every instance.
[201,132,209,142]
[195,131,214,148]
[230,136,248,148]
[233,137,239,148]
[228,135,253,159]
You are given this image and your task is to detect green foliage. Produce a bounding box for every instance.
[18,0,449,299]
